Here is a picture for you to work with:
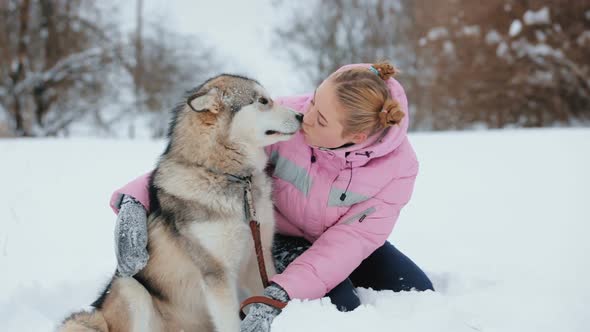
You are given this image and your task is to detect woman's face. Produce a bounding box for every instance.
[301,79,366,149]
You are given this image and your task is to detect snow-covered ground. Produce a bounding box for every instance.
[1,128,589,331]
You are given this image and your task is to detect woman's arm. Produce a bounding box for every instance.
[270,171,418,300]
[110,171,153,276]
[110,171,152,214]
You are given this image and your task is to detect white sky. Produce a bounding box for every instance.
[118,0,308,96]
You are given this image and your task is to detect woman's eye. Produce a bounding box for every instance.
[258,97,269,105]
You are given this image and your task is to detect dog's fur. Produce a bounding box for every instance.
[59,74,301,332]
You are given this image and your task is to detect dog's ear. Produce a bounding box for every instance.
[187,88,220,113]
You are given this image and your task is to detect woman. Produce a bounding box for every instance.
[110,62,433,332]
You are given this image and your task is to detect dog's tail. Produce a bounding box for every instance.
[58,310,108,332]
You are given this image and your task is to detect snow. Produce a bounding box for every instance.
[461,26,480,37]
[1,128,590,331]
[0,103,6,122]
[496,42,509,57]
[529,70,554,86]
[443,41,454,55]
[509,20,522,37]
[427,27,449,41]
[524,7,551,25]
[12,47,105,97]
[577,31,590,46]
[510,38,564,61]
[486,30,502,44]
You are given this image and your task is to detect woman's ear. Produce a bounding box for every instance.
[349,132,368,144]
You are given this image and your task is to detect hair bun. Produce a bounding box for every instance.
[379,99,404,127]
[372,61,397,81]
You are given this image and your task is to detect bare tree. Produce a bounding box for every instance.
[274,0,412,86]
[116,15,220,138]
[0,0,221,138]
[130,0,144,138]
[4,0,31,136]
[415,0,590,129]
[273,0,590,130]
[0,0,116,136]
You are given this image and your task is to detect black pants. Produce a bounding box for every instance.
[272,234,434,312]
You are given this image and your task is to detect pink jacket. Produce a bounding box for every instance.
[110,64,418,301]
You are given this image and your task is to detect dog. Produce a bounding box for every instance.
[59,74,302,331]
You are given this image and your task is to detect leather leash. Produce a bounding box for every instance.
[239,177,287,320]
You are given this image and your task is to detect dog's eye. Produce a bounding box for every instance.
[258,97,269,105]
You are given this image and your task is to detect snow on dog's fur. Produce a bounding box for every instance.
[59,74,302,332]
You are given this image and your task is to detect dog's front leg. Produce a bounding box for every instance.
[104,277,163,332]
[258,198,277,280]
[203,272,240,332]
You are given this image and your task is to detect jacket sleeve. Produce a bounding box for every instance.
[270,171,417,300]
[109,171,153,214]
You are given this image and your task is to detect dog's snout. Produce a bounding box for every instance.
[295,113,304,123]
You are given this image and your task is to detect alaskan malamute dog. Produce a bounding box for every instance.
[60,74,302,331]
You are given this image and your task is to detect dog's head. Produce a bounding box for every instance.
[183,74,302,148]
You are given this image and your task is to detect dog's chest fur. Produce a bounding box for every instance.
[187,174,271,272]
[153,166,273,274]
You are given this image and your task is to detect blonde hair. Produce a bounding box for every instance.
[332,61,405,137]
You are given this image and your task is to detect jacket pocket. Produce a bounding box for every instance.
[340,206,377,225]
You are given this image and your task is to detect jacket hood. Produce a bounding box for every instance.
[313,63,410,164]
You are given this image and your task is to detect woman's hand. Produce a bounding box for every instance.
[240,283,289,332]
[114,195,149,277]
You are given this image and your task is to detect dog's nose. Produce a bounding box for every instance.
[295,113,304,123]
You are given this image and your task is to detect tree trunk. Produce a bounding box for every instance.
[130,0,144,139]
[9,0,31,136]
